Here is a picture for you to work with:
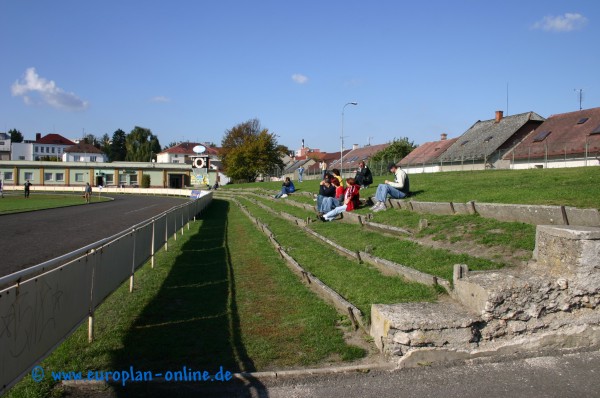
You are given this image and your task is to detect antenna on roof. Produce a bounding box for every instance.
[574,89,583,111]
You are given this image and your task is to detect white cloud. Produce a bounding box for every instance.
[292,73,308,84]
[532,13,588,32]
[150,96,171,103]
[11,67,89,111]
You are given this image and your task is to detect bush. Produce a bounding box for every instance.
[141,174,151,188]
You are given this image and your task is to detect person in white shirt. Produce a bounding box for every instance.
[371,162,410,212]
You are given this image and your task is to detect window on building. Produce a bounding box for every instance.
[105,174,114,185]
[4,172,13,180]
[90,156,97,162]
[74,155,81,162]
[40,147,44,153]
[19,156,25,160]
[533,131,552,142]
[24,172,33,180]
[130,174,138,185]
[46,146,50,153]
[0,141,4,146]
[119,174,127,184]
[484,136,493,142]
[577,117,589,125]
[460,140,469,146]
[75,173,84,182]
[172,160,180,163]
[57,148,61,154]
[34,146,38,153]
[51,147,55,153]
[56,173,64,182]
[591,125,600,135]
[44,173,53,181]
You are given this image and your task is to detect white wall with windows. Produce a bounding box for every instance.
[11,143,33,161]
[62,152,107,162]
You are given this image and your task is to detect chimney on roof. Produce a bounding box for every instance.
[352,144,359,150]
[36,133,41,141]
[440,133,447,141]
[495,110,504,123]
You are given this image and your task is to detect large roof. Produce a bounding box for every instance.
[440,112,545,162]
[64,142,105,154]
[399,138,458,166]
[508,107,600,160]
[159,142,220,156]
[35,134,75,146]
[339,143,389,170]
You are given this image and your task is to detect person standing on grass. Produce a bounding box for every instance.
[371,162,410,212]
[84,182,92,204]
[24,179,32,198]
[0,179,3,198]
[320,160,328,179]
[320,177,360,222]
[297,166,304,183]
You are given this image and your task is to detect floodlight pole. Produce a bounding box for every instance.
[341,102,358,176]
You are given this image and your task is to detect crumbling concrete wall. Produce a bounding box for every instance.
[372,225,600,363]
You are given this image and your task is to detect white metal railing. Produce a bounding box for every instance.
[0,191,213,393]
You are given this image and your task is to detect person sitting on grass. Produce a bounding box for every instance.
[320,178,360,222]
[331,168,343,186]
[274,177,295,198]
[354,160,373,188]
[319,177,344,216]
[371,162,410,212]
[315,174,335,213]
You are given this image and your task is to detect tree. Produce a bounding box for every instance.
[110,129,127,161]
[8,129,23,143]
[125,126,161,162]
[220,119,284,182]
[371,137,417,163]
[164,141,182,150]
[82,133,101,149]
[100,133,111,159]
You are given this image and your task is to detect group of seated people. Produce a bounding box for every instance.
[276,161,410,220]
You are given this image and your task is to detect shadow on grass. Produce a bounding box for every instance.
[112,200,268,397]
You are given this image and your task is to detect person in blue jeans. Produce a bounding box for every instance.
[371,163,410,212]
[297,166,304,182]
[274,177,295,198]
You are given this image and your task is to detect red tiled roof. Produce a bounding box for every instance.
[159,142,221,156]
[399,138,458,165]
[64,143,104,154]
[35,134,75,145]
[508,107,600,160]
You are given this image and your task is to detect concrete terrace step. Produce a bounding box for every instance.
[371,301,480,357]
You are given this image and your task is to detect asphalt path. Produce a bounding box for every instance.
[0,195,188,277]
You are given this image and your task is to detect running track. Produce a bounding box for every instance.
[0,195,188,277]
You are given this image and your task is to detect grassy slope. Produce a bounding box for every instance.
[224,166,600,209]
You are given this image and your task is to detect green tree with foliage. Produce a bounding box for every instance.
[220,119,284,182]
[100,133,111,159]
[8,129,23,143]
[125,126,161,162]
[110,129,127,161]
[370,137,417,175]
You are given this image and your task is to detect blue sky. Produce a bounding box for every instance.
[1,0,598,153]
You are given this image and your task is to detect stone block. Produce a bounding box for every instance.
[409,201,455,215]
[475,203,566,225]
[565,207,600,227]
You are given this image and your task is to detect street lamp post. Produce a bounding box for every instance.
[341,102,358,176]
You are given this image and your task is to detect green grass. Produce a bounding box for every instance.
[309,221,505,281]
[223,166,600,209]
[7,199,364,397]
[236,197,439,316]
[368,210,536,252]
[0,193,110,214]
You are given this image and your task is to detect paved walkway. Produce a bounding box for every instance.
[0,195,186,276]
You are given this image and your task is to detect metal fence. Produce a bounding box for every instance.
[0,191,213,393]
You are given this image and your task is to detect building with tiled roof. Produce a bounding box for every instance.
[440,111,545,170]
[507,107,600,169]
[399,134,459,173]
[32,133,76,161]
[62,142,107,162]
[156,142,220,166]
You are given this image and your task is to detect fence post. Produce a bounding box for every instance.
[181,209,184,236]
[88,248,96,343]
[130,229,136,293]
[151,218,155,269]
[164,213,169,251]
[174,212,177,241]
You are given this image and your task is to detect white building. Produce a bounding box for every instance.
[33,133,76,161]
[0,133,11,160]
[10,142,33,161]
[62,143,108,162]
